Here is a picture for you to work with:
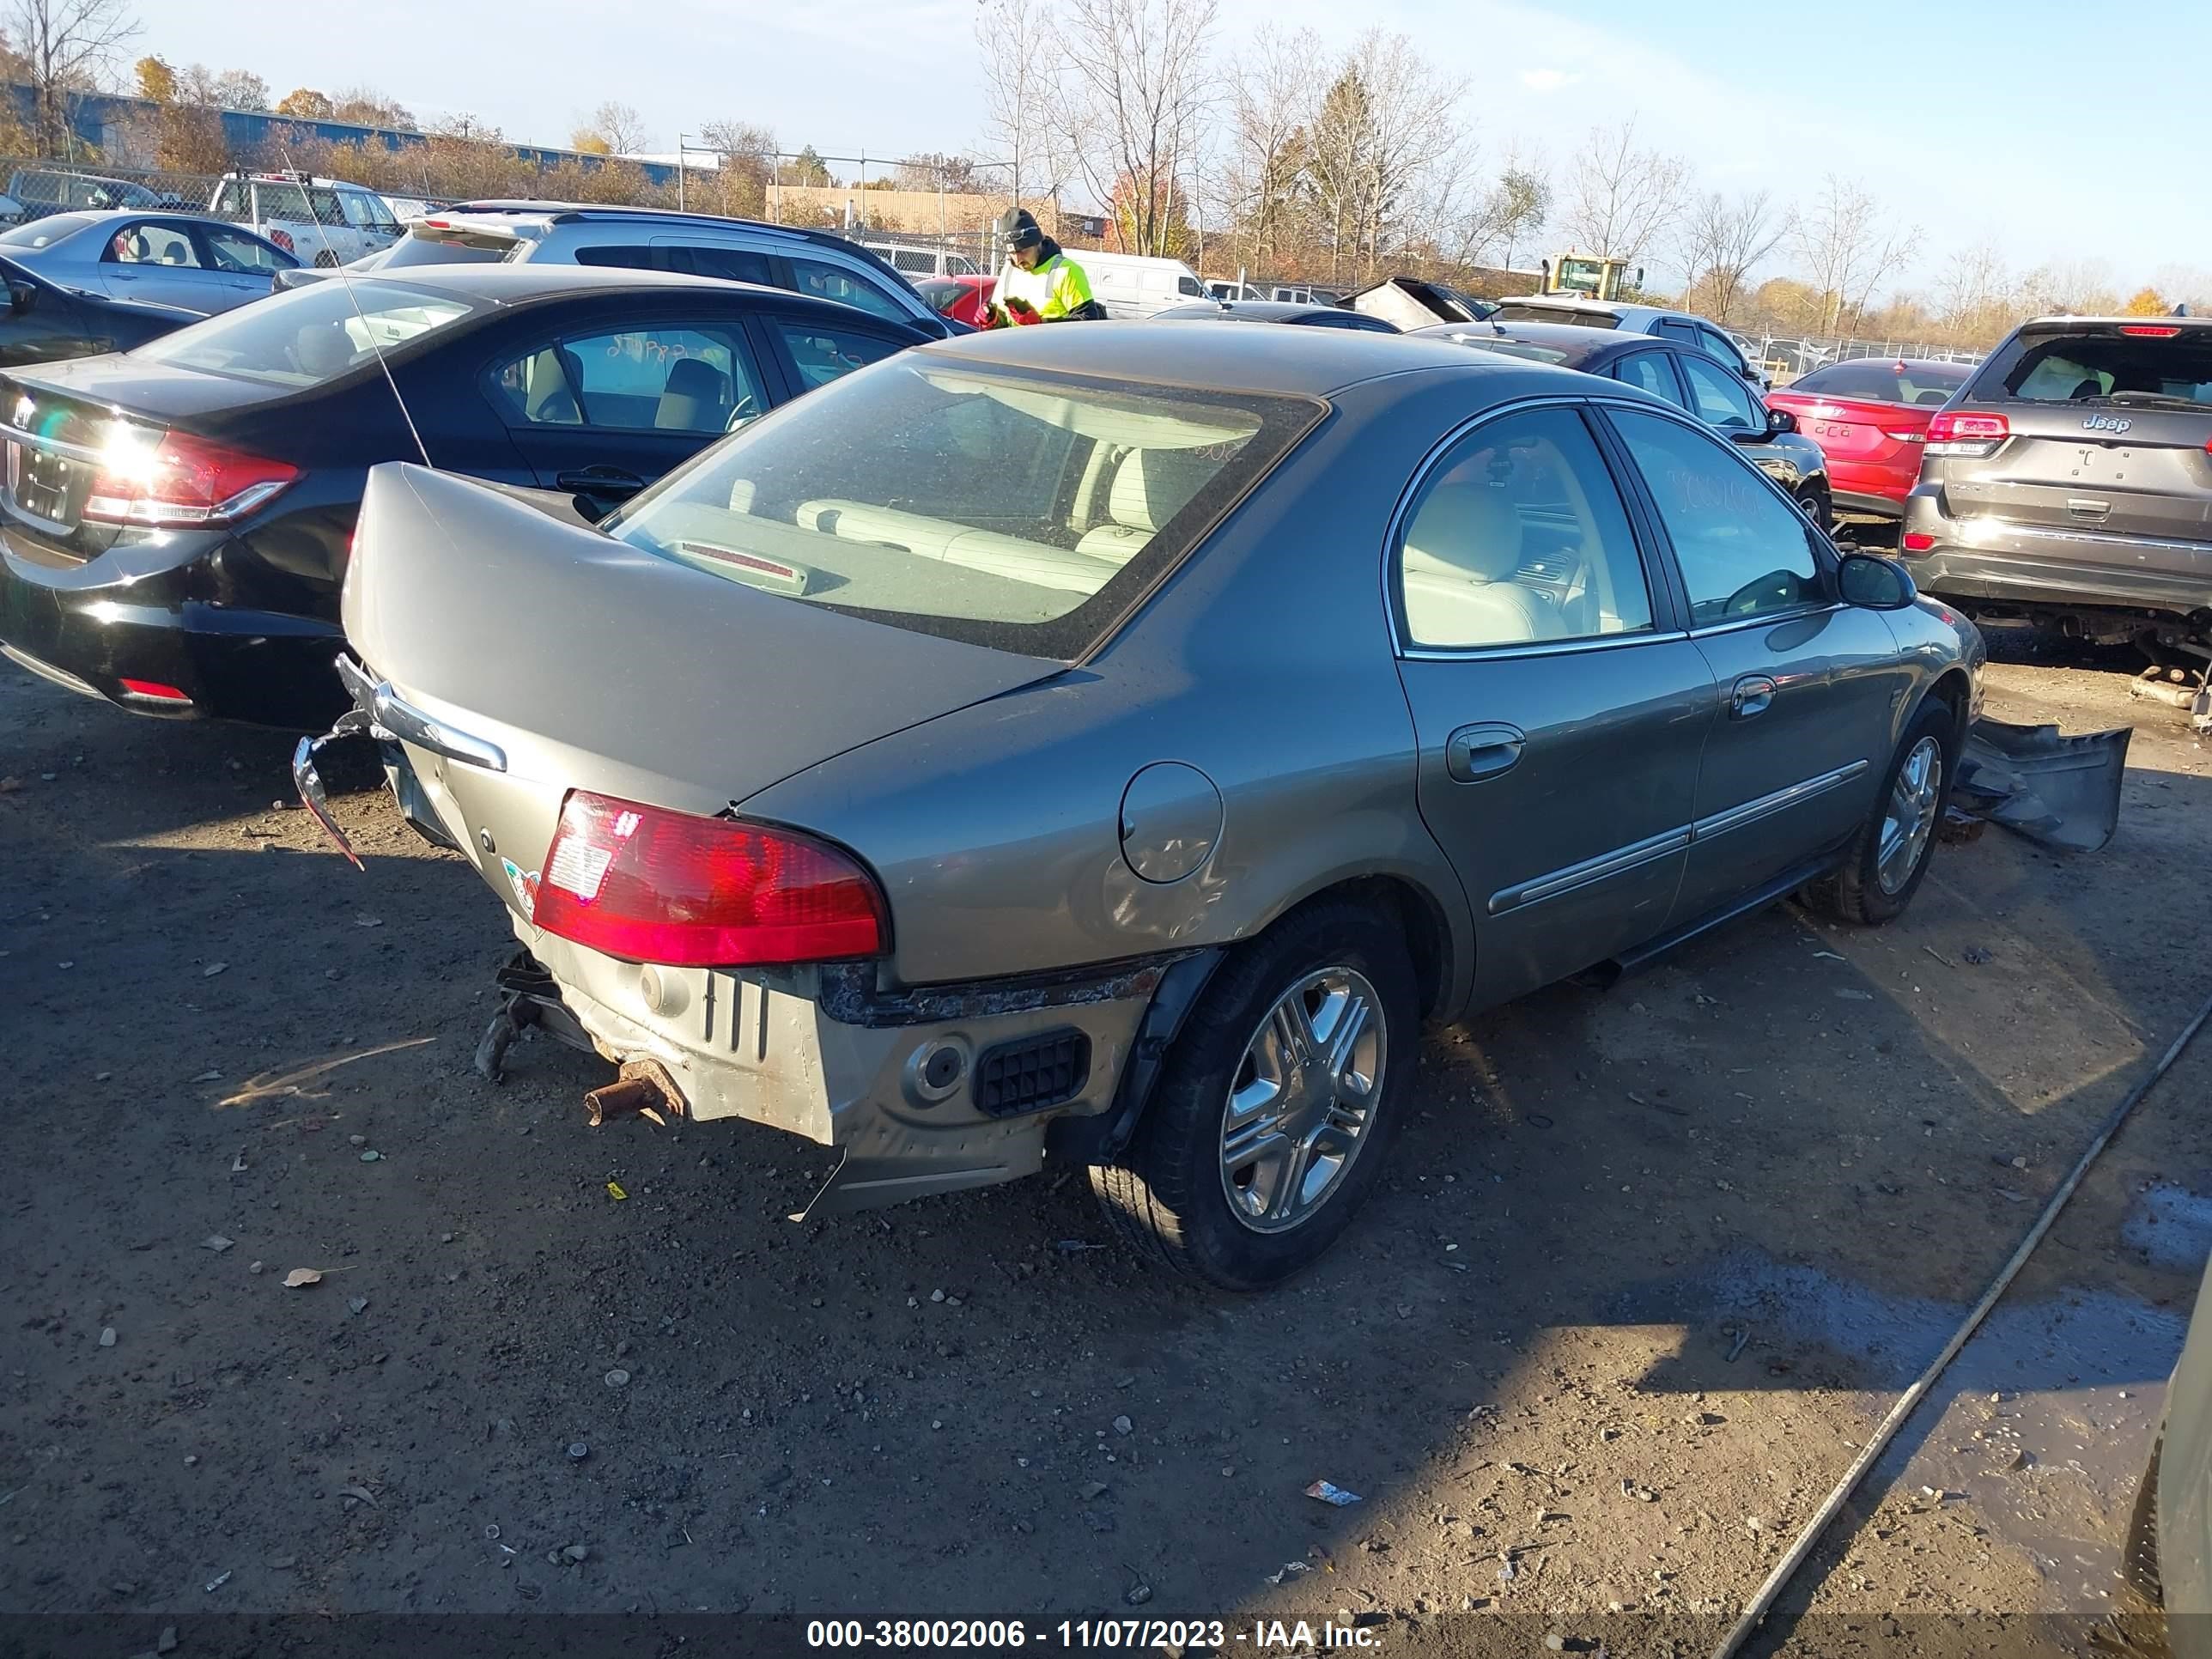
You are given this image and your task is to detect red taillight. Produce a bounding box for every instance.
[268,227,295,252]
[1924,410,2008,456]
[1901,532,1936,552]
[1882,428,1925,443]
[2118,325,2180,337]
[84,430,299,528]
[118,678,190,702]
[531,791,887,969]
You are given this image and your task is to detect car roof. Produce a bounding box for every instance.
[21,210,268,239]
[1152,300,1349,324]
[337,262,857,311]
[919,319,1540,397]
[2014,313,2212,331]
[1413,319,1638,361]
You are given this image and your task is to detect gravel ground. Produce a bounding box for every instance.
[2,641,2207,1656]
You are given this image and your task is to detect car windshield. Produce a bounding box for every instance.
[134,277,480,387]
[605,357,1321,658]
[1977,327,2212,410]
[1491,302,1618,328]
[1790,359,1971,406]
[0,212,94,249]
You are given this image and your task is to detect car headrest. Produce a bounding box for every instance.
[1401,483,1524,583]
[656,357,732,431]
[1109,447,1206,532]
[292,323,356,378]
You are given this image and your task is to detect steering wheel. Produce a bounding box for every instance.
[725,393,760,433]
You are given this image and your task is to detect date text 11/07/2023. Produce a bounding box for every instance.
[804,1619,1388,1650]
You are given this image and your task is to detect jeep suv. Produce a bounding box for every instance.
[278,204,954,338]
[1899,315,2212,649]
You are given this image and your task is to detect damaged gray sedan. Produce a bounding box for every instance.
[300,324,1984,1288]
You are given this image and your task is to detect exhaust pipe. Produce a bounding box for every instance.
[584,1058,689,1127]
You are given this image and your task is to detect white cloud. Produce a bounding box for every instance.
[1518,68,1582,92]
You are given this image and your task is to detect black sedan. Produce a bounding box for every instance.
[1412,319,1834,526]
[0,252,200,366]
[0,264,929,728]
[1151,298,1399,331]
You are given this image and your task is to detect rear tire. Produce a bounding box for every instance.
[1089,900,1417,1291]
[1808,696,1957,925]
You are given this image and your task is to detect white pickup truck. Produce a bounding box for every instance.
[205,172,404,267]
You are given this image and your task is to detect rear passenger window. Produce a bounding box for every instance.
[573,245,662,272]
[1613,352,1682,405]
[787,257,909,322]
[1676,352,1763,433]
[489,326,769,433]
[775,320,904,391]
[683,246,773,284]
[1611,409,1822,626]
[1395,407,1654,651]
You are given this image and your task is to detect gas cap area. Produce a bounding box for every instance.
[1118,762,1223,884]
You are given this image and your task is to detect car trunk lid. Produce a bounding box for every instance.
[1939,320,2212,546]
[0,357,296,560]
[1942,402,2212,543]
[342,464,1066,927]
[1769,390,1928,465]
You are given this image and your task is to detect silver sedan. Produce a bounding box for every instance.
[301,323,1984,1290]
[0,210,299,316]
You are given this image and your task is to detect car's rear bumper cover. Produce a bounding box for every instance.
[0,529,346,726]
[1900,487,2212,617]
[515,920,1156,1215]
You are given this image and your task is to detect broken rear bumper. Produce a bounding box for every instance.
[504,925,1166,1216]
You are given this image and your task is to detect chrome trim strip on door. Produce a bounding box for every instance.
[1691,759,1869,842]
[1489,824,1692,916]
[1401,629,1690,665]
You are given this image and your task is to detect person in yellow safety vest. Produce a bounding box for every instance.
[982,207,1105,326]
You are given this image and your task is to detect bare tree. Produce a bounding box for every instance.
[2015,257,2116,318]
[975,0,1071,206]
[1676,189,1787,324]
[9,0,140,155]
[1304,60,1372,279]
[893,151,981,193]
[699,117,775,215]
[1441,151,1550,271]
[574,100,651,156]
[1345,29,1466,278]
[1933,240,2019,344]
[1221,24,1318,274]
[1559,117,1685,267]
[329,86,416,129]
[1792,173,1918,334]
[208,67,267,111]
[1058,0,1219,257]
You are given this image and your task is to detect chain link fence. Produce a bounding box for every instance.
[1730,330,1984,382]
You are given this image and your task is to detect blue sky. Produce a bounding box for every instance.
[139,0,2203,296]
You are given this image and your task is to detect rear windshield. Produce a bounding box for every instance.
[1790,359,1971,406]
[374,230,506,268]
[1977,327,2212,410]
[1491,302,1617,328]
[134,277,480,387]
[604,357,1321,659]
[256,181,347,227]
[0,212,94,248]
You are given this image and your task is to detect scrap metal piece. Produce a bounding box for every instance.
[1953,718,2132,854]
[584,1058,687,1127]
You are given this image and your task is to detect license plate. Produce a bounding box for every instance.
[7,441,74,526]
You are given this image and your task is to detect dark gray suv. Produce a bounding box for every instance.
[1899,315,2212,649]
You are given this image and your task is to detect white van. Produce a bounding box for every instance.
[1073,251,1206,319]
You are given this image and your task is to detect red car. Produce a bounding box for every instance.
[1765,357,1973,518]
[915,273,994,329]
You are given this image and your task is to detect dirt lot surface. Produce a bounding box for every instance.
[3,641,2209,1656]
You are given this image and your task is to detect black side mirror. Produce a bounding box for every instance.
[1765,405,1798,435]
[7,281,32,314]
[1838,551,1917,611]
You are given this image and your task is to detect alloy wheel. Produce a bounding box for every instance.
[1877,735,1944,895]
[1218,967,1387,1234]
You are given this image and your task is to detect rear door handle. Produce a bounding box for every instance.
[1445,723,1524,783]
[1729,674,1777,720]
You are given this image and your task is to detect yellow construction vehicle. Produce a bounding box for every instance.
[1539,252,1643,302]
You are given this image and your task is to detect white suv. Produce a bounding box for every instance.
[319,203,953,337]
[207,173,403,266]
